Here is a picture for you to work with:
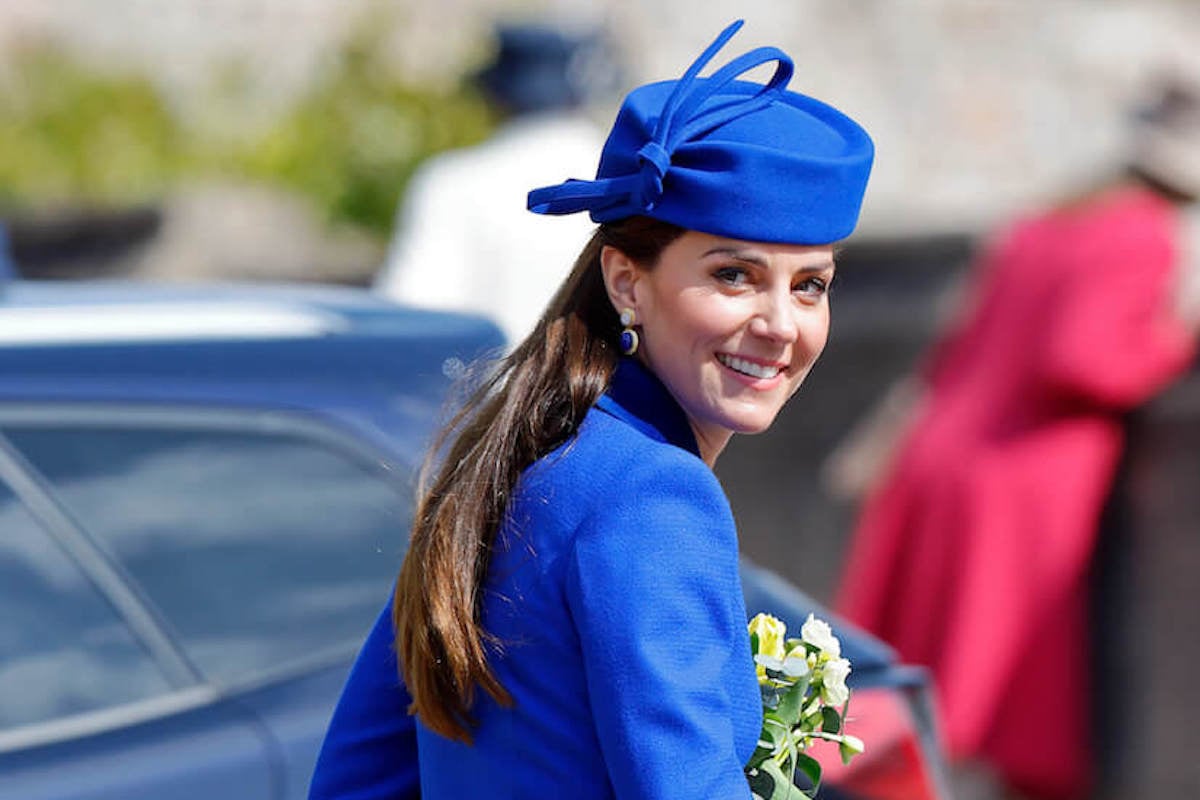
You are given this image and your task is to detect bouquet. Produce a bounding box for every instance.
[744,613,864,800]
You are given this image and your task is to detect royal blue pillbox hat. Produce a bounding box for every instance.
[527,20,874,244]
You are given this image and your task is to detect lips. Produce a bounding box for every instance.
[716,353,784,380]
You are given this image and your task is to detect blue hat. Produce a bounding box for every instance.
[527,20,874,244]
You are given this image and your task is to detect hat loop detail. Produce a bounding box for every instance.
[635,141,672,208]
[636,141,672,176]
[528,19,796,219]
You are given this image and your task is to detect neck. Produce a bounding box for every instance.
[690,424,732,467]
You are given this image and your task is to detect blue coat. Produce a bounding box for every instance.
[310,358,761,798]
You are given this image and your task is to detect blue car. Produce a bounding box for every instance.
[0,280,946,799]
[0,281,503,799]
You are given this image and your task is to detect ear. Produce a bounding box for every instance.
[599,245,643,317]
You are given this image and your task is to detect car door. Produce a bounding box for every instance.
[0,405,416,798]
[0,440,276,800]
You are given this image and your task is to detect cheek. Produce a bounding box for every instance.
[649,294,739,350]
[812,317,831,354]
[792,312,831,367]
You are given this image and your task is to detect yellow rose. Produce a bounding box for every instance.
[748,613,787,660]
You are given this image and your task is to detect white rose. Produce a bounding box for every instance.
[820,657,851,706]
[801,613,842,659]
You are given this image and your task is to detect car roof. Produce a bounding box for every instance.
[0,281,506,407]
[0,280,499,337]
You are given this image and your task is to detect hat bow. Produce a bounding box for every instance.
[528,20,795,217]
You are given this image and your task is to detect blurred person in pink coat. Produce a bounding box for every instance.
[833,68,1200,799]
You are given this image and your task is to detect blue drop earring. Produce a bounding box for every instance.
[619,308,639,355]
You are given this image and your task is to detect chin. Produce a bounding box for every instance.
[726,411,782,436]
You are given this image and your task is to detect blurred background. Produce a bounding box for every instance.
[2,1,1199,799]
[3,0,1197,278]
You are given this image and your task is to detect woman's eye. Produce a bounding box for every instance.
[714,266,749,287]
[795,276,829,298]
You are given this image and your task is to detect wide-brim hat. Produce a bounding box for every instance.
[527,20,874,245]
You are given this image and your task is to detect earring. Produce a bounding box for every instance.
[619,308,639,355]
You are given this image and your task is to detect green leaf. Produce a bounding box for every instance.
[839,734,865,765]
[783,731,799,785]
[750,632,760,654]
[763,711,788,730]
[759,720,784,752]
[747,766,774,799]
[776,680,807,724]
[759,758,809,800]
[790,675,811,704]
[747,745,773,770]
[821,705,841,734]
[794,752,822,793]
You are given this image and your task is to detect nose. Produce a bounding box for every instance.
[749,287,799,343]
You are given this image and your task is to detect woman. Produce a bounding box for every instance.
[310,20,873,799]
[834,68,1200,800]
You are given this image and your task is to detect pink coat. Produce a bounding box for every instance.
[837,186,1195,798]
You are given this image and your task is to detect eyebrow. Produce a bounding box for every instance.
[701,247,837,273]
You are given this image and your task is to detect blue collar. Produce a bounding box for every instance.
[595,358,700,458]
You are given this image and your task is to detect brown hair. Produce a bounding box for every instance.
[393,216,685,743]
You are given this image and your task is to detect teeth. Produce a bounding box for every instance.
[718,354,781,379]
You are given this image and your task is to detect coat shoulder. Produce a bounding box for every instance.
[530,405,722,504]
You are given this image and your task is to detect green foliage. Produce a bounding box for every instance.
[230,17,494,236]
[0,46,184,207]
[0,18,495,238]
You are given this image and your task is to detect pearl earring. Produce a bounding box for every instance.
[619,308,639,355]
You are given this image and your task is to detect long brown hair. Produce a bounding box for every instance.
[393,216,684,743]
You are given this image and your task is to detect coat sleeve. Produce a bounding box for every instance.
[564,454,755,800]
[308,600,421,800]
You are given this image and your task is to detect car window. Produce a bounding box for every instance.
[6,422,412,685]
[0,479,172,730]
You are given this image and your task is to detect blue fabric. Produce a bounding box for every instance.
[309,601,420,800]
[311,358,761,798]
[527,20,874,245]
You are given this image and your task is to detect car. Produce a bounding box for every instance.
[0,280,503,799]
[0,279,946,799]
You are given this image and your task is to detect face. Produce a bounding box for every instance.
[603,230,835,464]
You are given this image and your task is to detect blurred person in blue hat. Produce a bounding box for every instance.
[833,59,1200,800]
[314,20,873,799]
[373,22,616,344]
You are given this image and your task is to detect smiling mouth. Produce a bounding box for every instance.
[716,353,783,380]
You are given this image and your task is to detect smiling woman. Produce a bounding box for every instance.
[601,232,837,462]
[311,19,872,800]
